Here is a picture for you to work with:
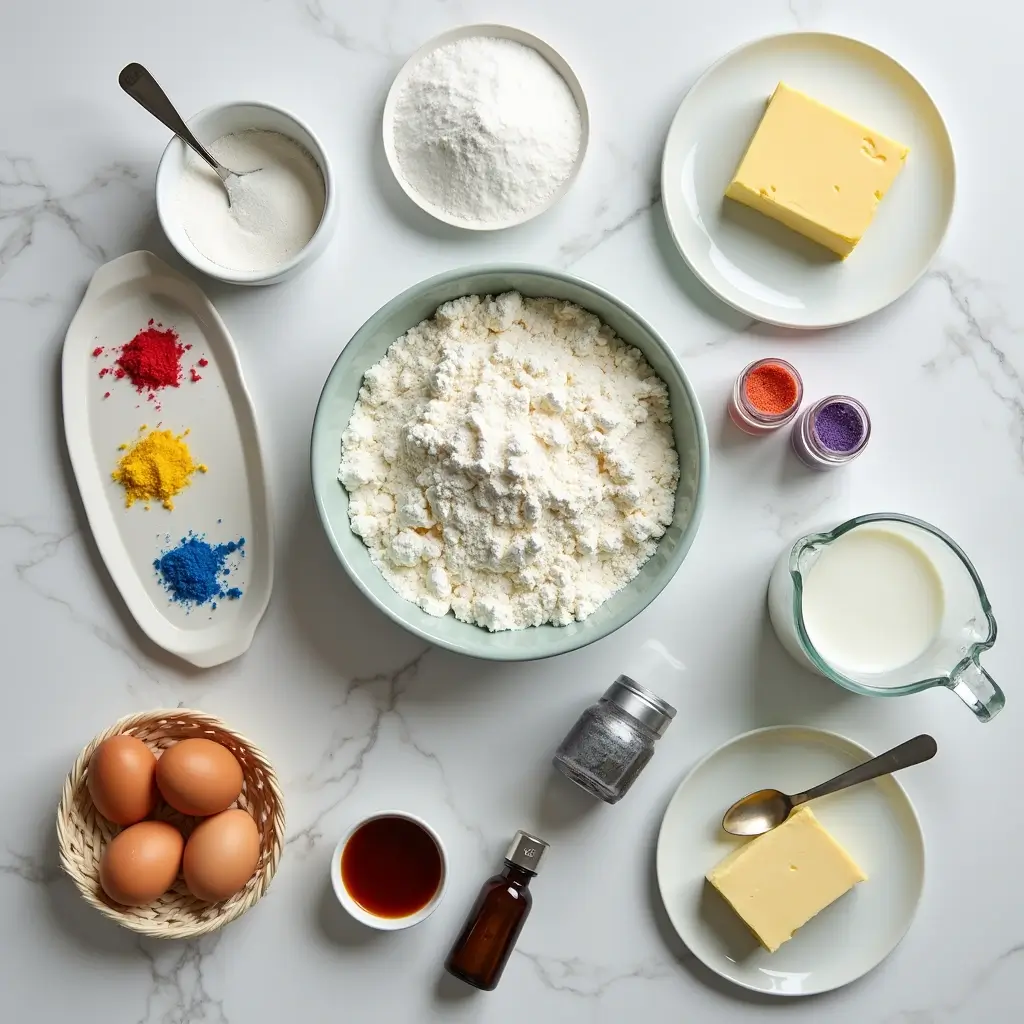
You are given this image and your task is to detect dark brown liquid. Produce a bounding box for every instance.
[340,816,442,919]
[445,863,534,991]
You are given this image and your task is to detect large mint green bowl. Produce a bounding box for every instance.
[311,266,709,661]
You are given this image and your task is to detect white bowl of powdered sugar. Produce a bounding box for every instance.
[311,266,709,662]
[156,101,335,286]
[383,25,590,230]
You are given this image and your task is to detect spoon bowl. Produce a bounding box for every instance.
[722,788,795,836]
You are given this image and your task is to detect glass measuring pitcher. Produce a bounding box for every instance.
[768,513,1003,722]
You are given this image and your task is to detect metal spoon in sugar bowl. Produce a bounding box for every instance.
[722,734,938,836]
[118,62,257,203]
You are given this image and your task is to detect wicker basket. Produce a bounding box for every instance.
[57,709,285,939]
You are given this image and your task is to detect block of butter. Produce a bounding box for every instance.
[706,807,866,952]
[725,83,909,257]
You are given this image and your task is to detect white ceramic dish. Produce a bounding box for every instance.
[62,251,273,667]
[330,811,448,931]
[661,32,955,328]
[656,725,925,996]
[155,101,336,286]
[382,23,590,230]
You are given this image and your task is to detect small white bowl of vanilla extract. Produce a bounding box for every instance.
[331,811,447,930]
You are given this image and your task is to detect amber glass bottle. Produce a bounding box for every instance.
[444,831,548,991]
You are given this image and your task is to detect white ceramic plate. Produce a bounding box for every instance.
[661,33,955,328]
[62,251,273,667]
[382,23,590,230]
[656,726,925,996]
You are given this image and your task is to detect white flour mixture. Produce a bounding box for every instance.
[176,129,325,273]
[391,37,582,225]
[339,293,679,631]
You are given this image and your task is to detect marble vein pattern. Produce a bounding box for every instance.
[0,154,143,279]
[922,266,1024,466]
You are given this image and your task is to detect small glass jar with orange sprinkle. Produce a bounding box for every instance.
[728,358,803,435]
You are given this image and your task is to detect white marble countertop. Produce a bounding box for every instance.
[2,0,1021,1020]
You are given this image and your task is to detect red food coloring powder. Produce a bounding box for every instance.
[197,358,208,368]
[92,346,103,357]
[116,327,185,392]
[103,391,111,399]
[190,368,202,382]
[744,363,799,415]
[94,322,201,404]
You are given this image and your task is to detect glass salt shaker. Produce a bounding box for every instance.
[553,676,676,804]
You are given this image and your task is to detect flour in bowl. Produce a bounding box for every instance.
[338,293,679,631]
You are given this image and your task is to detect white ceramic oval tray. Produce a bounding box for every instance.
[656,725,925,996]
[62,251,273,667]
[661,32,956,328]
[382,23,590,230]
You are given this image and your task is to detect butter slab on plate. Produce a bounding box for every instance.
[725,82,909,257]
[706,806,867,952]
[655,726,924,996]
[661,32,955,328]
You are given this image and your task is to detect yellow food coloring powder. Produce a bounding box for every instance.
[112,426,206,510]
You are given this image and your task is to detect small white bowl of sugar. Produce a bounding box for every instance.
[156,101,336,286]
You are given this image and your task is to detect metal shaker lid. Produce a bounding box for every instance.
[505,831,548,873]
[602,675,677,736]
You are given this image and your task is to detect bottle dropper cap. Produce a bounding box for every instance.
[505,831,548,873]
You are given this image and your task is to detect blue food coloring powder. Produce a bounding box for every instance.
[154,533,245,606]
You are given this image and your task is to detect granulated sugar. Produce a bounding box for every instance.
[176,129,325,273]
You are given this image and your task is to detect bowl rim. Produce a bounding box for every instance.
[381,23,590,230]
[155,99,336,285]
[310,263,710,661]
[330,810,449,931]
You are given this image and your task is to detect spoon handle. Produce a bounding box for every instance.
[791,734,937,806]
[118,63,224,178]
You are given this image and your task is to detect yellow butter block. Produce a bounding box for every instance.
[706,807,866,953]
[725,83,909,257]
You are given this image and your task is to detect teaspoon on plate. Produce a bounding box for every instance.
[722,733,937,836]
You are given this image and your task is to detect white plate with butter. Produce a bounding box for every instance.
[655,726,925,996]
[661,33,955,328]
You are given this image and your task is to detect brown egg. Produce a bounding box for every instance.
[99,821,184,906]
[155,738,244,816]
[87,735,157,825]
[183,809,261,902]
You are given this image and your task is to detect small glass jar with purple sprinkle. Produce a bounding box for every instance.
[791,395,871,469]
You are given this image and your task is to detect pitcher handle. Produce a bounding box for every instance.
[949,658,1005,722]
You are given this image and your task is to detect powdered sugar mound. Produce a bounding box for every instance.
[339,293,680,632]
[391,37,582,224]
